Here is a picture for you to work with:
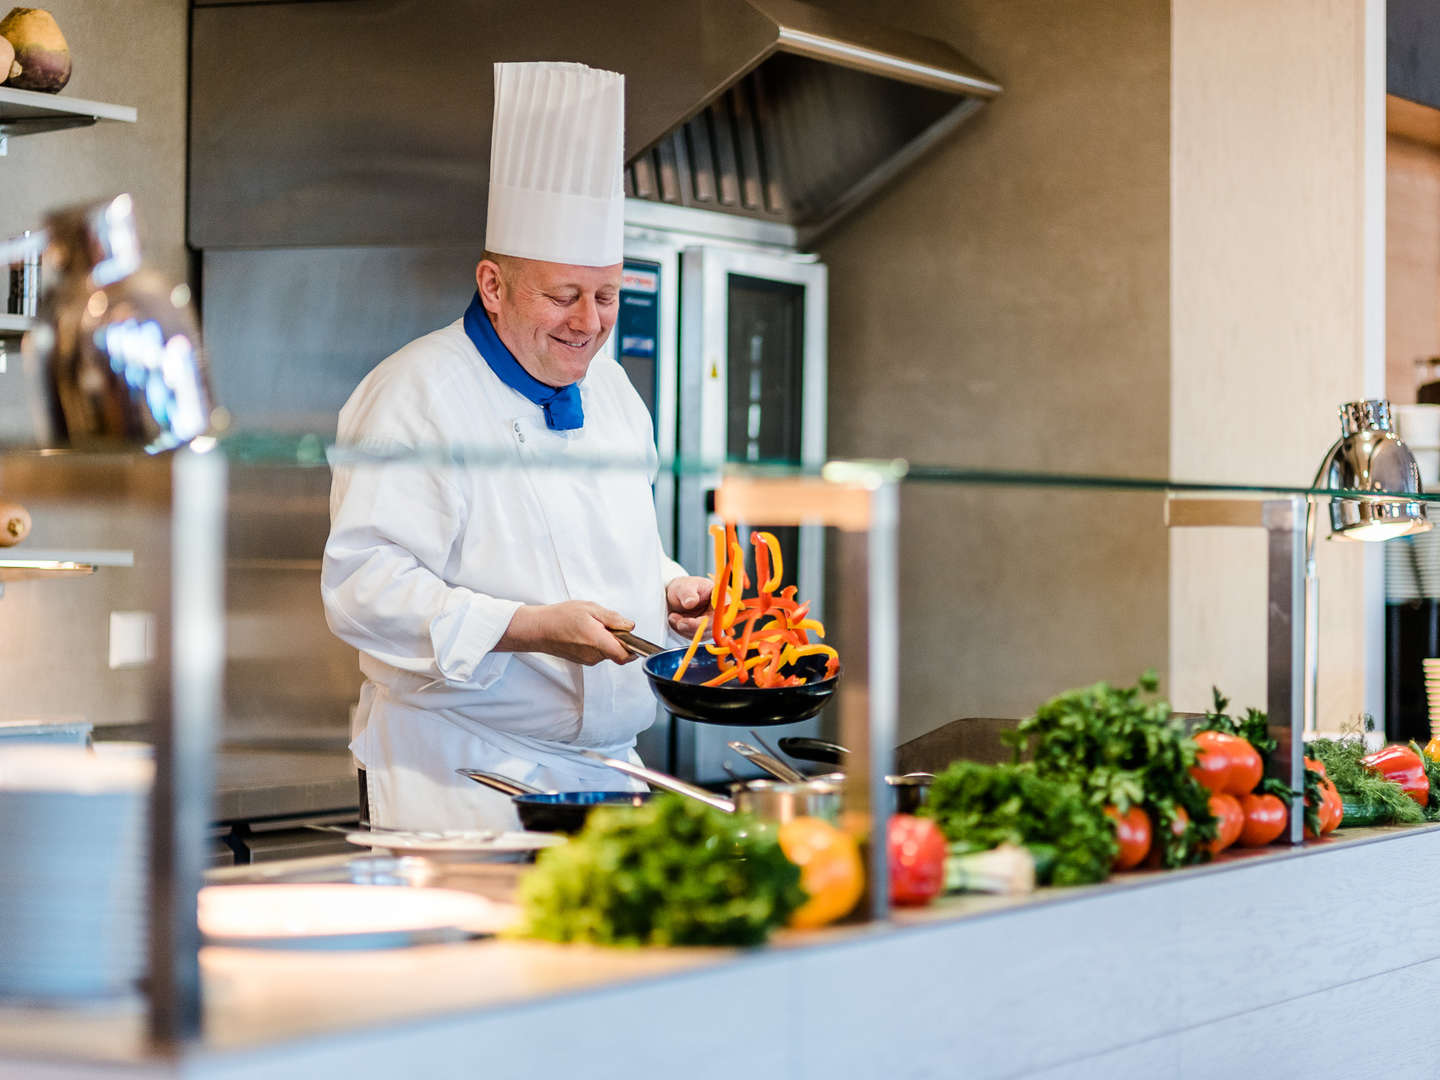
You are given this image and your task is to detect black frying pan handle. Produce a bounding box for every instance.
[778,737,848,766]
[455,768,547,796]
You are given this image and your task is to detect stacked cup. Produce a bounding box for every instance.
[0,745,152,1000]
[1424,659,1440,740]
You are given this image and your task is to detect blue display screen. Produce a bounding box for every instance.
[618,260,662,438]
[618,262,660,358]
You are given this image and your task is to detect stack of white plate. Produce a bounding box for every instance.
[1386,406,1440,603]
[1424,659,1440,740]
[1395,404,1440,489]
[0,745,152,1000]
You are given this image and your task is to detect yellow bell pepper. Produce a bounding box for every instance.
[777,817,864,930]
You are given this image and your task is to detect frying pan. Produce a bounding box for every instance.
[613,630,839,728]
[456,769,650,834]
[778,736,848,766]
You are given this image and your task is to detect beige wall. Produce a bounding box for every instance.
[814,0,1172,738]
[1169,0,1386,725]
[0,0,189,283]
[1388,127,1440,402]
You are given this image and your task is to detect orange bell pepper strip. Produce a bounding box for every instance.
[701,653,770,686]
[709,524,728,646]
[787,643,840,680]
[756,531,782,592]
[672,614,709,682]
[724,541,745,632]
[753,533,772,599]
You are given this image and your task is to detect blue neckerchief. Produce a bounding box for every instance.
[462,291,583,431]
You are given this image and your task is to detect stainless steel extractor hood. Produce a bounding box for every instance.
[189,0,1000,250]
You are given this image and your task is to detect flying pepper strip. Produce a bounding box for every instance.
[673,614,709,682]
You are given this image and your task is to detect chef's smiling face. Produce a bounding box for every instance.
[476,255,622,388]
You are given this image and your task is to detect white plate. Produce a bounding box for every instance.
[343,829,566,857]
[198,884,518,949]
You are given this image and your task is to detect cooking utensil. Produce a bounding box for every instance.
[578,751,733,811]
[456,769,650,834]
[728,740,808,783]
[613,627,838,726]
[579,750,842,823]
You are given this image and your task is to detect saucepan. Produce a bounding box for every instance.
[774,736,934,814]
[456,769,650,834]
[613,630,838,728]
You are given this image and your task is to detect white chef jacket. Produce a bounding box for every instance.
[322,318,688,831]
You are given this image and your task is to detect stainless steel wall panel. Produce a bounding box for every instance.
[200,246,478,430]
[188,0,997,247]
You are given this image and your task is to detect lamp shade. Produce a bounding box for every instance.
[1314,400,1431,540]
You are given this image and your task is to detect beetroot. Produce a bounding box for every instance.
[1,8,70,93]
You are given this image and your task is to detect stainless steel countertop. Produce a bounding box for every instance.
[214,748,357,823]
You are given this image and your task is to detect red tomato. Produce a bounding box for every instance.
[1322,782,1343,835]
[1189,732,1233,795]
[1304,756,1329,780]
[1143,805,1190,869]
[1304,775,1343,839]
[1223,738,1264,797]
[1238,792,1288,846]
[1207,793,1244,854]
[1105,805,1152,871]
[887,814,947,906]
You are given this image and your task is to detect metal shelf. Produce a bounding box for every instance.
[0,548,133,584]
[0,86,136,154]
[0,314,33,338]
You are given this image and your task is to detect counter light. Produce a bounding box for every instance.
[1305,399,1431,735]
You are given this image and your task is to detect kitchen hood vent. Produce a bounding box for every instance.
[623,3,1000,242]
[189,0,1000,249]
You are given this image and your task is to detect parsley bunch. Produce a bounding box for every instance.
[515,795,805,947]
[1004,671,1217,867]
[921,760,1116,885]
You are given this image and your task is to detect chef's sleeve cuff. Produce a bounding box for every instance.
[430,591,525,688]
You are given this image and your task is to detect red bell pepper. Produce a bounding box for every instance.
[888,815,947,906]
[1360,744,1430,807]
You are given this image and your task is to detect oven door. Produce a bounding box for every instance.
[675,246,828,783]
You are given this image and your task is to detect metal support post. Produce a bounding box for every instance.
[717,461,905,920]
[148,446,227,1049]
[1166,496,1307,843]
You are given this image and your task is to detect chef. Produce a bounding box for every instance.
[322,61,712,831]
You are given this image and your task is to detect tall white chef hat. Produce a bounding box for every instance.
[485,61,626,267]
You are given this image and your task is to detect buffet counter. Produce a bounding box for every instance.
[3,821,1439,1079]
[213,749,356,824]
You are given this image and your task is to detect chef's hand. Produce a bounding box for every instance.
[498,602,637,666]
[666,576,715,637]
